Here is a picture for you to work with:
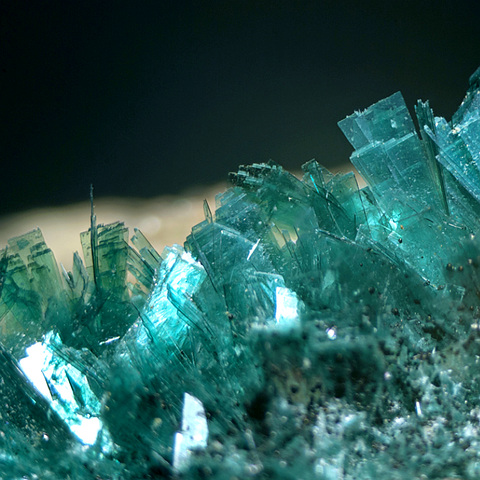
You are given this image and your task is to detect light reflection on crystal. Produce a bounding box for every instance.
[173,393,208,471]
[247,239,260,261]
[274,286,300,326]
[19,332,104,446]
[326,327,337,340]
[19,342,53,401]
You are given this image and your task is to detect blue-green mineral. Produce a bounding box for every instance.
[2,68,480,479]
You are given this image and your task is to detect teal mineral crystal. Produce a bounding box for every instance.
[3,68,480,479]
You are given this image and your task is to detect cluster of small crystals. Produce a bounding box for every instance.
[2,68,480,479]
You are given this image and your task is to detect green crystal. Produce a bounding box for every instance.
[3,69,480,479]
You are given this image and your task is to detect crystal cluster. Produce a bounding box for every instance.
[2,67,480,479]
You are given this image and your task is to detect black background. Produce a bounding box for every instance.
[2,0,480,215]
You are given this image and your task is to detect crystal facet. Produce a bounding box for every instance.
[173,392,208,471]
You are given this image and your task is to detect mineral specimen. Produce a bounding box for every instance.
[2,67,480,479]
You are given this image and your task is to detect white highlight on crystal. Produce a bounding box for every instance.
[173,393,208,471]
[275,286,299,325]
[70,417,102,445]
[19,342,53,401]
[247,239,260,261]
[181,250,197,264]
[415,400,422,416]
[326,327,337,340]
[98,336,120,345]
[19,333,103,446]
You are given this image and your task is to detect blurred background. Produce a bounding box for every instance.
[1,0,480,264]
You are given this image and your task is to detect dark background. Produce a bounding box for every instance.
[1,0,480,215]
